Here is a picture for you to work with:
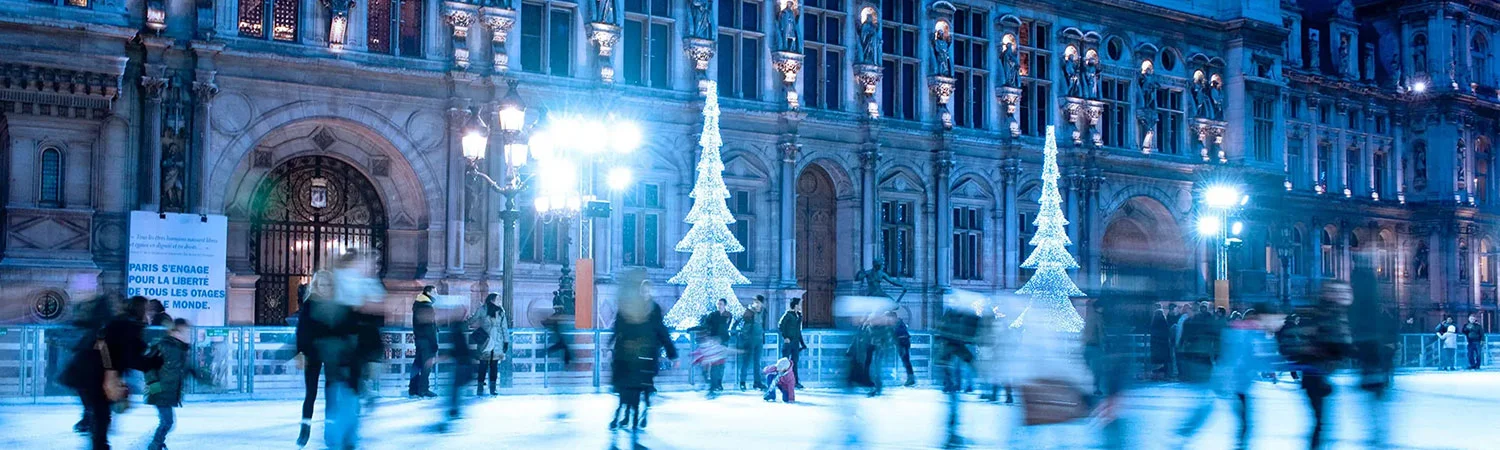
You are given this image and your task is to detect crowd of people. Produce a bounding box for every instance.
[54,251,1491,450]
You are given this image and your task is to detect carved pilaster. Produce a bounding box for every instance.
[928,75,956,129]
[446,9,477,70]
[684,37,715,81]
[998,85,1022,138]
[772,51,805,108]
[483,9,517,73]
[854,63,882,118]
[588,22,621,83]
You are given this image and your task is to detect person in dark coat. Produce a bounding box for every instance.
[147,299,173,327]
[293,270,334,447]
[63,295,153,450]
[892,311,915,386]
[1149,302,1173,378]
[1286,281,1354,450]
[696,298,734,394]
[779,298,808,389]
[409,285,439,398]
[1171,301,1224,446]
[144,318,209,450]
[609,279,678,435]
[737,296,766,390]
[1463,315,1487,370]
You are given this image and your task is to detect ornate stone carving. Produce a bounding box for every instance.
[447,10,477,69]
[484,10,517,72]
[929,75,956,128]
[684,37,715,73]
[773,51,805,108]
[775,0,800,52]
[588,22,621,82]
[688,0,713,39]
[997,85,1022,137]
[856,6,881,65]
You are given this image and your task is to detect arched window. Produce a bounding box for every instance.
[1477,138,1492,205]
[1376,230,1395,281]
[1321,227,1337,278]
[1473,34,1489,87]
[39,147,62,207]
[1290,227,1305,276]
[1481,239,1494,285]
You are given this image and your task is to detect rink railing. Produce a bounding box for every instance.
[0,326,1490,403]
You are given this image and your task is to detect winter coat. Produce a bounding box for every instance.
[412,295,438,354]
[474,312,511,361]
[144,335,198,407]
[1178,313,1223,358]
[778,311,805,349]
[62,316,151,392]
[698,310,733,342]
[149,312,173,327]
[611,303,678,391]
[295,299,335,360]
[1463,323,1486,342]
[893,319,912,347]
[1442,327,1459,349]
[762,364,796,402]
[737,309,763,348]
[1216,320,1273,395]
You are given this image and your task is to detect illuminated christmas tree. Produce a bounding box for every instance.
[1013,126,1086,332]
[666,82,750,329]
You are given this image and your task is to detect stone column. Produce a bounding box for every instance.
[1001,155,1020,288]
[346,0,369,52]
[189,74,218,214]
[778,141,800,288]
[859,145,881,269]
[933,148,953,291]
[445,105,467,276]
[141,73,169,212]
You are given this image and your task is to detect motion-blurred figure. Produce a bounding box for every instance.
[1279,281,1352,450]
[762,357,796,402]
[144,318,212,450]
[1149,302,1174,379]
[293,270,334,447]
[1349,252,1397,448]
[694,298,734,397]
[1218,304,1275,450]
[436,307,475,432]
[61,294,151,450]
[935,305,982,448]
[737,296,767,391]
[892,311,916,387]
[1009,322,1092,449]
[1085,299,1134,449]
[408,285,439,398]
[1171,301,1224,447]
[608,277,677,440]
[316,251,385,450]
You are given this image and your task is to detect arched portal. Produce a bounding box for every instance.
[795,165,838,327]
[1100,196,1191,301]
[250,155,388,324]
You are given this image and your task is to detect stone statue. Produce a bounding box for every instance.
[1063,51,1082,97]
[1391,59,1405,89]
[776,0,799,51]
[1361,43,1375,81]
[1415,242,1429,279]
[1413,36,1428,74]
[1000,40,1020,87]
[161,142,185,210]
[1413,141,1428,190]
[689,0,712,38]
[1137,66,1159,109]
[1458,139,1468,187]
[932,31,953,76]
[858,13,881,64]
[1190,72,1208,117]
[1207,75,1223,120]
[1338,34,1352,77]
[594,0,615,23]
[855,259,904,298]
[1083,53,1101,99]
[1308,29,1321,71]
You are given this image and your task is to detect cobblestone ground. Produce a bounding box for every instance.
[0,371,1494,449]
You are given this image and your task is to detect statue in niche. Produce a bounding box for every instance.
[1415,242,1430,279]
[1391,58,1404,89]
[1361,43,1375,81]
[1414,141,1429,191]
[1458,139,1468,189]
[855,259,904,299]
[1413,35,1428,74]
[932,22,953,76]
[1083,50,1102,99]
[1063,47,1082,97]
[161,142,185,210]
[1338,33,1352,77]
[857,8,881,64]
[1207,75,1224,120]
[776,0,799,51]
[1308,29,1321,71]
[999,37,1020,87]
[1190,71,1208,117]
[688,0,712,38]
[594,0,615,23]
[1137,61,1159,110]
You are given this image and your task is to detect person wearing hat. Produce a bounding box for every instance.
[762,357,796,403]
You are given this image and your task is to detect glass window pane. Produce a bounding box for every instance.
[549,9,573,77]
[803,14,818,42]
[623,214,637,265]
[626,21,646,85]
[825,17,840,46]
[645,184,661,207]
[398,0,423,56]
[651,0,669,16]
[743,1,760,31]
[718,33,737,96]
[626,0,644,14]
[826,49,841,110]
[272,0,298,42]
[645,214,660,266]
[805,51,822,107]
[650,23,671,88]
[238,0,265,38]
[719,0,736,28]
[743,37,761,99]
[521,4,544,72]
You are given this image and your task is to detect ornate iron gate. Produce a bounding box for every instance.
[250,156,387,325]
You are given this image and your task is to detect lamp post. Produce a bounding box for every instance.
[1275,226,1294,311]
[1198,184,1247,309]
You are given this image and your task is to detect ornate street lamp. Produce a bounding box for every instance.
[1276,225,1295,311]
[1198,183,1248,309]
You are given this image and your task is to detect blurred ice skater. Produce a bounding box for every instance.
[1169,301,1225,447]
[608,276,678,440]
[1216,304,1275,450]
[1008,321,1092,450]
[315,250,385,450]
[1349,252,1398,448]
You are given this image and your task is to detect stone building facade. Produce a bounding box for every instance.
[0,0,1495,330]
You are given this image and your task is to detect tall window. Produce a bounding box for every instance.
[1018,208,1036,281]
[1373,151,1388,198]
[1288,140,1305,188]
[622,183,664,267]
[1253,97,1274,162]
[367,0,424,56]
[717,0,762,99]
[1477,140,1492,205]
[1482,240,1494,285]
[802,0,844,110]
[521,2,574,76]
[39,147,62,207]
[1346,147,1360,193]
[880,0,919,120]
[1289,228,1304,276]
[729,189,755,271]
[1474,36,1489,87]
[1100,78,1129,148]
[1320,228,1337,278]
[1017,20,1051,136]
[519,196,566,264]
[1376,232,1393,282]
[952,206,983,280]
[625,0,672,88]
[950,7,987,129]
[880,200,914,277]
[1154,88,1183,154]
[1317,143,1331,188]
[237,0,298,41]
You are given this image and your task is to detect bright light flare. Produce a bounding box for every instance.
[1203,185,1242,209]
[610,122,642,154]
[607,167,634,191]
[1197,215,1222,236]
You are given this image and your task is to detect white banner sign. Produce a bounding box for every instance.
[127,211,229,326]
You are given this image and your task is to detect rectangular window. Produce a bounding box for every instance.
[368,0,423,56]
[398,0,423,57]
[803,2,844,110]
[951,6,987,129]
[522,2,574,76]
[880,0,920,121]
[1346,148,1361,192]
[1100,78,1130,148]
[1253,97,1275,162]
[519,199,566,264]
[368,0,393,53]
[271,0,298,42]
[1018,20,1051,136]
[1288,140,1304,189]
[238,0,265,38]
[1155,88,1183,154]
[880,200,915,277]
[729,189,755,272]
[717,0,762,100]
[624,5,673,88]
[1317,144,1332,188]
[1374,152,1388,197]
[1018,210,1036,282]
[953,206,983,280]
[623,183,664,267]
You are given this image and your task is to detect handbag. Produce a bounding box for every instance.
[470,328,490,348]
[1019,378,1085,426]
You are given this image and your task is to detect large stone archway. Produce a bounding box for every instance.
[1099,196,1193,302]
[217,119,439,324]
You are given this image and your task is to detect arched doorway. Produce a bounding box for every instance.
[250,155,388,324]
[795,165,837,327]
[1100,196,1190,303]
